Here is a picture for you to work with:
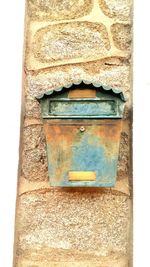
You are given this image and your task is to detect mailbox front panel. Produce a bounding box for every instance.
[44,119,122,187]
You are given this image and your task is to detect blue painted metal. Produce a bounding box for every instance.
[48,99,116,118]
[44,119,122,187]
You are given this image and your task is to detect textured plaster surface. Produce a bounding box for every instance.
[111,23,131,51]
[25,0,131,70]
[16,256,129,267]
[27,0,93,21]
[26,60,130,99]
[98,0,132,21]
[33,22,110,63]
[15,190,130,265]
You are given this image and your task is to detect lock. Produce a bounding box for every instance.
[80,126,85,132]
[36,80,126,187]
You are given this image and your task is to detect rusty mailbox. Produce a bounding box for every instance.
[36,81,126,187]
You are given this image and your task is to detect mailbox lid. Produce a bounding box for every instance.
[36,82,126,119]
[46,98,118,118]
[44,119,122,187]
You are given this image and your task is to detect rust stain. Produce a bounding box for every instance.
[68,89,96,99]
[43,119,122,186]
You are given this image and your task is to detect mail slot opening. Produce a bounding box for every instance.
[49,99,116,117]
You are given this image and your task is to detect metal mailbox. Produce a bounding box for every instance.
[36,81,126,187]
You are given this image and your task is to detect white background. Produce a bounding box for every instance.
[0,1,150,266]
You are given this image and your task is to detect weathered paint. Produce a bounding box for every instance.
[39,89,125,119]
[44,119,122,187]
[36,83,126,187]
[49,99,116,117]
[68,88,96,98]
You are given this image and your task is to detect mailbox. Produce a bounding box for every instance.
[36,81,126,187]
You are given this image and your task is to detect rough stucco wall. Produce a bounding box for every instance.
[14,0,132,266]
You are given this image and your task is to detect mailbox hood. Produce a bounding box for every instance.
[36,80,127,102]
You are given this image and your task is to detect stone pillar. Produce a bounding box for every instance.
[14,0,132,266]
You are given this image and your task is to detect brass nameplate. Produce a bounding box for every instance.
[69,171,96,181]
[68,89,96,99]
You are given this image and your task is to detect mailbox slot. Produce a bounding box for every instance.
[36,81,126,187]
[48,99,117,117]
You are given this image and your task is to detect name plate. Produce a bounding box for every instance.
[69,171,96,181]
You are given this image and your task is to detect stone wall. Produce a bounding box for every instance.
[14,0,132,266]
